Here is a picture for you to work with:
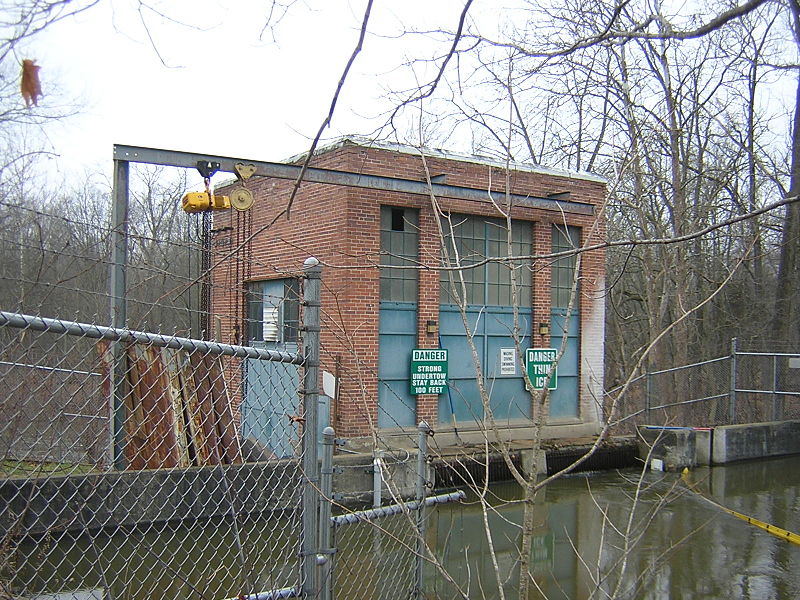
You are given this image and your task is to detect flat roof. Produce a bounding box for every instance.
[285,135,607,185]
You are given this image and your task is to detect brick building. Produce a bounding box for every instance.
[210,137,606,451]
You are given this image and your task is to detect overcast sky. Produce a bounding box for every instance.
[19,0,476,184]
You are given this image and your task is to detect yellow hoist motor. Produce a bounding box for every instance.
[181,192,231,213]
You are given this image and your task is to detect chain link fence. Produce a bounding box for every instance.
[0,179,324,600]
[0,166,467,600]
[0,314,311,600]
[331,511,420,599]
[610,340,800,435]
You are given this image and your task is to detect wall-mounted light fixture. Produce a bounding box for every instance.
[538,322,550,336]
[426,320,439,335]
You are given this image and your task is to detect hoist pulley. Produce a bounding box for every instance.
[180,160,230,213]
[230,188,254,211]
[231,162,257,211]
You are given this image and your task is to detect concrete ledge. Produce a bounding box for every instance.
[329,452,422,505]
[637,426,700,471]
[354,421,603,452]
[712,420,800,464]
[639,421,800,470]
[0,460,300,538]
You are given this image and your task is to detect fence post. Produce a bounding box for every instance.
[415,421,430,599]
[302,257,322,598]
[772,354,782,421]
[319,426,335,600]
[110,158,129,471]
[729,337,738,424]
[645,372,652,423]
[373,450,383,508]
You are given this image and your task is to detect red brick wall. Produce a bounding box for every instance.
[211,140,607,438]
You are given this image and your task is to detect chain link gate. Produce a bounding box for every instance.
[317,424,465,600]
[0,169,320,600]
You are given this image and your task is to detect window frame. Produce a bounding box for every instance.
[379,206,419,303]
[440,214,532,307]
[551,225,581,309]
[246,278,300,344]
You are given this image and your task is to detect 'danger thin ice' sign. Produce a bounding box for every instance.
[525,348,558,390]
[410,348,448,395]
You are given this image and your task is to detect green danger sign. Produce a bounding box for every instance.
[525,348,558,390]
[410,349,448,395]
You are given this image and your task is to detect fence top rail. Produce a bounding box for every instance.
[331,491,466,527]
[604,372,647,398]
[737,351,800,359]
[647,355,729,377]
[0,311,305,364]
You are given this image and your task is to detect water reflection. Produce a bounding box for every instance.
[6,512,301,600]
[6,457,800,599]
[427,455,800,599]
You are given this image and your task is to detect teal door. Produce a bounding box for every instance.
[548,310,579,419]
[377,206,419,429]
[377,302,417,428]
[439,306,533,424]
[549,225,582,420]
[438,215,534,426]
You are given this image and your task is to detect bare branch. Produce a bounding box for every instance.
[284,0,374,219]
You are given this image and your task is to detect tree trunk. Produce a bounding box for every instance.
[771,71,800,345]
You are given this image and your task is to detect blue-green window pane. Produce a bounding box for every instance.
[552,225,581,309]
[441,215,531,306]
[380,206,419,302]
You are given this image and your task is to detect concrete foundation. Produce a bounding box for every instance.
[639,420,800,471]
[712,420,800,464]
[329,451,424,505]
[351,421,603,453]
[0,460,299,538]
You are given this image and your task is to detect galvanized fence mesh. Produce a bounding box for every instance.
[734,351,800,423]
[609,341,800,435]
[0,185,321,600]
[331,512,419,600]
[0,313,308,600]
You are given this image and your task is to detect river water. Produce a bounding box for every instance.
[426,455,800,599]
[8,455,800,599]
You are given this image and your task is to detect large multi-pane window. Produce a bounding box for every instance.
[440,215,532,306]
[380,206,419,301]
[551,225,581,308]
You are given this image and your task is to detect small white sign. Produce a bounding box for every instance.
[323,371,337,398]
[500,348,516,375]
[789,357,800,369]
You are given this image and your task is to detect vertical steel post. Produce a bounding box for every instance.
[110,158,129,471]
[319,426,335,600]
[645,372,652,423]
[772,354,781,421]
[373,450,383,508]
[729,337,738,424]
[415,421,430,600]
[301,257,322,598]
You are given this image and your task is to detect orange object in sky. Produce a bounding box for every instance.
[21,59,42,107]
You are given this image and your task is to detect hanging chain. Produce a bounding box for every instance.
[236,208,253,345]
